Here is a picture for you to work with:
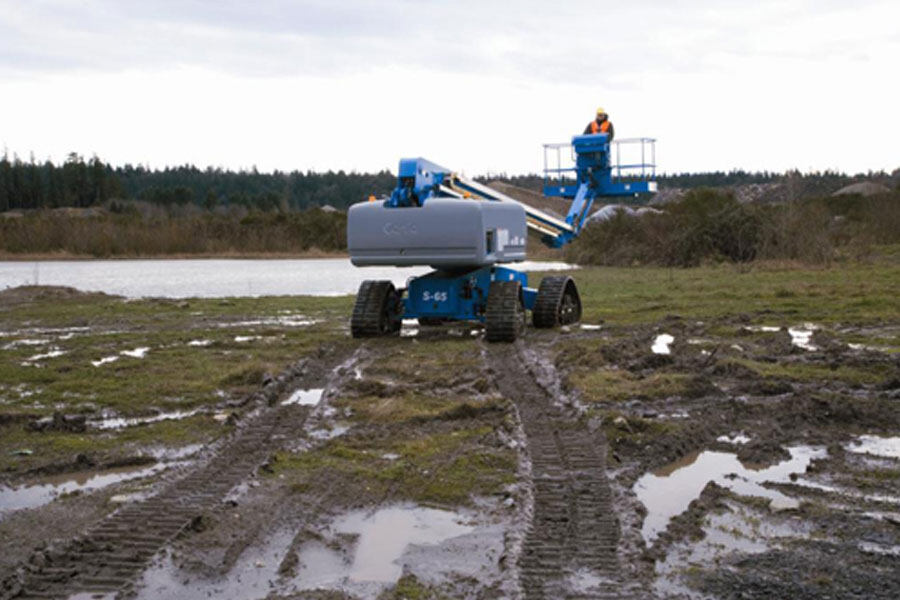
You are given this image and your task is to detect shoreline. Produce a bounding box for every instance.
[0,251,350,262]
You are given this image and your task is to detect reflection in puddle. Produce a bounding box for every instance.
[121,346,150,358]
[581,324,601,331]
[634,446,825,543]
[335,506,473,582]
[0,463,167,520]
[717,433,751,445]
[295,505,474,587]
[745,323,822,351]
[282,388,324,406]
[21,348,66,365]
[187,339,212,347]
[90,409,201,430]
[846,435,900,459]
[135,505,476,599]
[309,423,350,441]
[1,338,49,350]
[91,346,152,366]
[859,541,900,557]
[136,528,297,600]
[91,355,119,367]
[651,334,674,355]
[221,316,320,328]
[745,325,781,333]
[788,324,818,351]
[654,504,810,597]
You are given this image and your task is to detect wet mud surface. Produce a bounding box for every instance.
[548,314,900,599]
[1,291,898,598]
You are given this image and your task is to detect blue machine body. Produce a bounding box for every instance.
[404,265,535,320]
[351,133,656,324]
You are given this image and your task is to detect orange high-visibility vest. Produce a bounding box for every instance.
[590,120,610,134]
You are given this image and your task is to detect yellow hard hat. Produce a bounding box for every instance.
[596,106,607,116]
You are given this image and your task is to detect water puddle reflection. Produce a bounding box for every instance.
[0,462,168,520]
[90,409,201,430]
[846,435,900,459]
[651,334,674,355]
[788,324,818,351]
[330,505,473,582]
[654,503,810,597]
[282,388,324,407]
[135,505,474,599]
[634,446,825,543]
[716,433,751,445]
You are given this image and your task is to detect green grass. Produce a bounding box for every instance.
[0,289,352,474]
[378,575,452,600]
[0,294,350,417]
[272,426,516,506]
[273,335,515,507]
[573,368,691,403]
[0,414,227,473]
[536,258,900,326]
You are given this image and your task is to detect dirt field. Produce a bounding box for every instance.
[0,258,898,599]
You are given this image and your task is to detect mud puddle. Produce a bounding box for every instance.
[91,346,151,366]
[136,505,488,598]
[846,435,900,459]
[635,446,825,543]
[281,388,324,406]
[89,409,202,430]
[654,501,811,597]
[652,333,674,354]
[324,505,474,583]
[20,347,67,366]
[0,462,170,520]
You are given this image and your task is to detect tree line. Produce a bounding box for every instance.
[480,169,898,193]
[2,152,897,214]
[0,153,395,213]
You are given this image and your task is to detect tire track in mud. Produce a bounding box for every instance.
[3,350,362,600]
[487,343,646,600]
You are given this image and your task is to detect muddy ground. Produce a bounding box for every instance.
[0,272,898,599]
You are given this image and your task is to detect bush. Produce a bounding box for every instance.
[566,189,900,267]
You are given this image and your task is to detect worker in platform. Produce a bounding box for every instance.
[584,107,614,141]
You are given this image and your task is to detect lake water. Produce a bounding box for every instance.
[0,258,575,298]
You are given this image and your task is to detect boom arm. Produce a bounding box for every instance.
[383,134,656,248]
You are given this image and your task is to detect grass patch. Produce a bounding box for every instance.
[378,574,451,600]
[0,414,227,473]
[572,368,690,403]
[273,426,516,506]
[533,258,899,326]
[0,293,350,417]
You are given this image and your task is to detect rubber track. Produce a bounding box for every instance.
[485,281,523,343]
[350,280,395,338]
[488,345,644,600]
[6,403,313,599]
[532,276,578,329]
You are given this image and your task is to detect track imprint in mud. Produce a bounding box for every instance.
[2,349,357,600]
[487,343,641,599]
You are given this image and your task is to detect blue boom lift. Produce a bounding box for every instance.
[347,133,657,342]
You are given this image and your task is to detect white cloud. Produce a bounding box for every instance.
[0,0,897,175]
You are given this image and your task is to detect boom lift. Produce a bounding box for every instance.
[346,133,657,342]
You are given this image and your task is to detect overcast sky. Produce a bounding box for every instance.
[1,0,898,176]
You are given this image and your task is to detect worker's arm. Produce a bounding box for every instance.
[583,122,593,135]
